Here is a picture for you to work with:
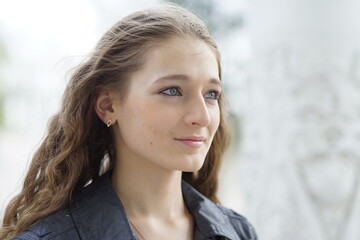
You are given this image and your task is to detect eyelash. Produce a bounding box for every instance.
[160,87,221,101]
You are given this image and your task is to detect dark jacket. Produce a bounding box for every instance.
[14,172,257,240]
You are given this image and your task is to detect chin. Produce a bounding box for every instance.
[178,158,205,172]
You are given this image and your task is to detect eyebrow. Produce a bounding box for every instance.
[153,74,222,87]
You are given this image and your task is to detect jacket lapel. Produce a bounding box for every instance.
[182,181,240,240]
[69,173,137,240]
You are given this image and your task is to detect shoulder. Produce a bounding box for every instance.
[216,204,258,240]
[13,208,80,240]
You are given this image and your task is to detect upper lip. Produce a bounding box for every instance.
[175,136,206,141]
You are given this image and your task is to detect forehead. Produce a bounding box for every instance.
[148,36,216,59]
[129,36,219,86]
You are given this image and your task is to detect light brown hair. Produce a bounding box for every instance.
[0,3,230,239]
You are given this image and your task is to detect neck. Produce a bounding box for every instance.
[111,154,186,220]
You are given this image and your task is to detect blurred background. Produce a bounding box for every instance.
[1,0,360,239]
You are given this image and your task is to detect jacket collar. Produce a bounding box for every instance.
[182,181,239,240]
[69,171,239,240]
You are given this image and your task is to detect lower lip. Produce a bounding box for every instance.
[176,139,204,148]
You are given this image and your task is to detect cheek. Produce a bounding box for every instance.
[128,100,176,145]
[210,107,221,134]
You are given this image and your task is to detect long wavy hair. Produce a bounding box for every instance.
[0,3,230,239]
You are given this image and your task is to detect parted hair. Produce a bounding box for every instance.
[0,3,230,239]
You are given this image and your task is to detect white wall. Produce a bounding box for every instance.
[230,1,360,239]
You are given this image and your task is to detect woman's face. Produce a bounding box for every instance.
[112,36,221,172]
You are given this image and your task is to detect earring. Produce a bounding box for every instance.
[106,119,113,127]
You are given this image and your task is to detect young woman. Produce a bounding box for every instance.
[1,4,257,240]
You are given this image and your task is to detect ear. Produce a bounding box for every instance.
[95,90,117,125]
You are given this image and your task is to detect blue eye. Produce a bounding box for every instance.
[160,87,220,100]
[205,91,220,100]
[161,87,182,96]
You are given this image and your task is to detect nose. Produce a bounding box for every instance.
[184,95,211,127]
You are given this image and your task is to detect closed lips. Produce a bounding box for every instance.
[175,136,206,148]
[175,136,206,141]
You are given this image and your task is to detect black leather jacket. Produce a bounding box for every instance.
[14,172,257,240]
